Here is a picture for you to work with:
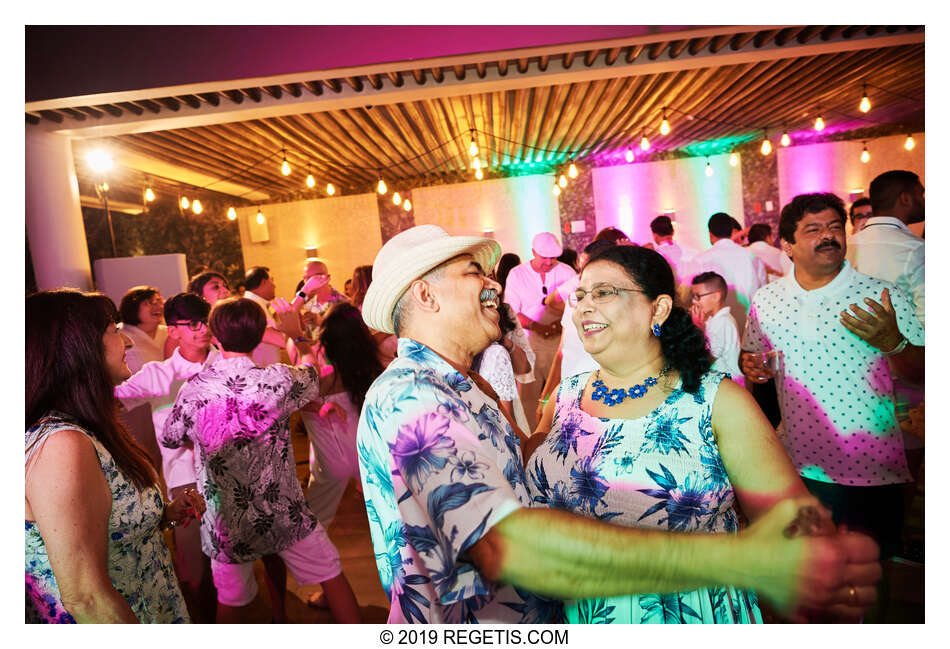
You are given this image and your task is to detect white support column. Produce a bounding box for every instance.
[25,129,93,291]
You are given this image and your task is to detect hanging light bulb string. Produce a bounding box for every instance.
[149,76,924,205]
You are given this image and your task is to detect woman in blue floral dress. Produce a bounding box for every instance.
[525,245,812,624]
[26,290,203,623]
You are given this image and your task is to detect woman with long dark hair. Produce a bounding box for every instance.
[351,264,397,365]
[26,289,204,623]
[299,301,384,608]
[524,245,814,623]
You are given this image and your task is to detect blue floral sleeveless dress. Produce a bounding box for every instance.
[25,412,189,623]
[525,371,762,624]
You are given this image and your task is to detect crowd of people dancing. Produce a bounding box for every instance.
[26,169,923,624]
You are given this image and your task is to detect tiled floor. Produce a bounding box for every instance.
[233,421,923,624]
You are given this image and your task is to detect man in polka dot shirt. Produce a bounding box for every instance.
[740,192,924,560]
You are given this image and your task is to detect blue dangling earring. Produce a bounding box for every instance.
[652,323,662,337]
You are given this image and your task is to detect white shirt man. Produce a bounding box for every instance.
[503,232,576,429]
[847,171,925,328]
[687,213,767,334]
[741,193,924,558]
[243,266,283,366]
[649,215,698,284]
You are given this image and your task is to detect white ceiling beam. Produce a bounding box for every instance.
[29,29,922,141]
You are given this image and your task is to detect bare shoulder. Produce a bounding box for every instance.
[27,428,101,475]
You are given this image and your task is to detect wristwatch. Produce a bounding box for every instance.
[296,290,307,301]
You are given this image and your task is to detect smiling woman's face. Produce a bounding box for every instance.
[572,260,654,361]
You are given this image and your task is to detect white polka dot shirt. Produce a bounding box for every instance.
[742,261,924,487]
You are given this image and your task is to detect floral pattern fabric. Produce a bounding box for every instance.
[162,356,321,563]
[25,413,188,623]
[526,371,762,624]
[357,338,561,623]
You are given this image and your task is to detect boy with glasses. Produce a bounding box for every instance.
[690,271,743,384]
[115,292,220,621]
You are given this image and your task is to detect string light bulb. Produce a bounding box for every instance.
[326,183,336,196]
[180,196,190,210]
[760,133,772,156]
[705,159,714,177]
[860,142,870,164]
[659,108,671,136]
[625,147,634,163]
[640,133,650,151]
[280,150,291,176]
[472,157,481,170]
[192,199,203,214]
[101,182,109,192]
[306,172,316,188]
[552,183,561,197]
[568,162,578,179]
[904,134,915,151]
[256,209,265,225]
[729,151,739,167]
[403,199,412,211]
[814,114,825,132]
[859,85,871,113]
[144,186,155,202]
[558,174,568,188]
[377,178,387,195]
[227,207,237,220]
[392,192,402,206]
[469,132,478,157]
[475,168,484,180]
[781,130,791,147]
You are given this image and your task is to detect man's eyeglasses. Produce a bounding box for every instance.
[691,291,718,301]
[168,319,208,331]
[569,285,642,307]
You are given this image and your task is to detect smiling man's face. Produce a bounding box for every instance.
[783,208,847,278]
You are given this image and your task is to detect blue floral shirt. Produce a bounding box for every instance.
[357,338,561,623]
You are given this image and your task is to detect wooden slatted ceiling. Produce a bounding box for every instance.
[59,30,923,200]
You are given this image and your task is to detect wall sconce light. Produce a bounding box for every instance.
[305,247,319,259]
[483,229,495,239]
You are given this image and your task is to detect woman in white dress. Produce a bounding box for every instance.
[116,286,168,474]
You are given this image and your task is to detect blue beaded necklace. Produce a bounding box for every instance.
[590,367,670,406]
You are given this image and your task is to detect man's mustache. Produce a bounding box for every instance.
[815,240,841,251]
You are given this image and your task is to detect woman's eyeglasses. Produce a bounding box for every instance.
[569,285,642,307]
[168,319,208,331]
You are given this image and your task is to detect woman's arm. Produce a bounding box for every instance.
[712,378,810,522]
[25,430,139,623]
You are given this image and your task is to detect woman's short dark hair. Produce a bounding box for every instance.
[778,193,846,243]
[593,227,630,244]
[118,286,159,326]
[318,302,384,411]
[26,289,157,489]
[209,297,267,353]
[188,271,229,297]
[584,245,712,393]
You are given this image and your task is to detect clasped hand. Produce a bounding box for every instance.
[164,487,206,529]
[743,497,881,622]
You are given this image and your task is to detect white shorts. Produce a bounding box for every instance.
[210,526,342,607]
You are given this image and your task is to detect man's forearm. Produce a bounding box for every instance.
[485,508,753,600]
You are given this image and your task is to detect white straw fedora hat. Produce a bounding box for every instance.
[362,225,501,334]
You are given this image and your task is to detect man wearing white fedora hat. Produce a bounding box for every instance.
[357,224,880,624]
[502,232,577,429]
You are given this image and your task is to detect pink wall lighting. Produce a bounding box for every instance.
[591,153,743,251]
